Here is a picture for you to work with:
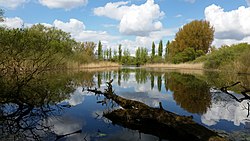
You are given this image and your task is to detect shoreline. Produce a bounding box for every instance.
[65,62,250,75]
[142,63,204,70]
[67,62,120,69]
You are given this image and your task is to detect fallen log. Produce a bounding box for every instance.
[87,80,227,141]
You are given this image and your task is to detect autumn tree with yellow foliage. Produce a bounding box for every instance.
[168,20,214,63]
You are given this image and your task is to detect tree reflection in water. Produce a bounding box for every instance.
[150,72,154,90]
[99,69,213,115]
[165,72,212,114]
[0,71,95,141]
[3,67,244,140]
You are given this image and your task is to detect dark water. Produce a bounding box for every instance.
[1,67,250,141]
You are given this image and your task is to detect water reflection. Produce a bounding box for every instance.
[1,67,250,140]
[202,91,250,127]
[96,69,250,129]
[0,71,95,140]
[98,69,212,115]
[165,72,212,114]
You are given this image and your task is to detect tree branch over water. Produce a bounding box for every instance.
[220,81,250,102]
[87,80,226,141]
[220,81,250,117]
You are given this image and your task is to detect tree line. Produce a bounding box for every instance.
[1,9,216,70]
[96,20,215,66]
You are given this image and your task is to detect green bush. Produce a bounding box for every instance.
[172,48,205,64]
[203,43,250,69]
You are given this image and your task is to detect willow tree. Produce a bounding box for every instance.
[168,20,214,63]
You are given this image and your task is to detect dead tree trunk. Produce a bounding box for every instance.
[87,80,226,141]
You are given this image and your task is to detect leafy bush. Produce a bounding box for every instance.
[172,48,205,64]
[203,43,250,70]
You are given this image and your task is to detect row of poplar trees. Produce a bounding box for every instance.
[97,20,214,65]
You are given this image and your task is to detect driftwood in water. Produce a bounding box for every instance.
[88,80,226,141]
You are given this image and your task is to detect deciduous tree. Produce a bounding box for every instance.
[168,20,214,63]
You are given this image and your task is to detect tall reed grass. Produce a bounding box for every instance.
[143,63,204,70]
[67,61,120,69]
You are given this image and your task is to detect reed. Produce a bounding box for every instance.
[143,63,204,70]
[66,61,120,70]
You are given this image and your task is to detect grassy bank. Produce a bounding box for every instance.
[143,63,204,70]
[67,61,120,69]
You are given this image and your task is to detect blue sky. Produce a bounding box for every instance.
[0,0,250,54]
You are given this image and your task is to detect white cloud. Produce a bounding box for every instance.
[53,19,86,36]
[46,19,119,43]
[0,0,28,9]
[1,17,118,45]
[201,91,250,126]
[116,28,176,55]
[205,4,250,46]
[94,1,129,20]
[0,17,24,28]
[38,0,88,10]
[77,30,118,42]
[0,16,175,55]
[44,19,173,54]
[212,37,250,47]
[94,0,165,36]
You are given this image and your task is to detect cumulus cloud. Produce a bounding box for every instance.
[201,91,250,126]
[53,19,86,36]
[205,4,250,46]
[94,0,165,36]
[212,37,250,47]
[42,19,119,43]
[1,17,118,44]
[94,1,129,20]
[116,28,176,55]
[0,0,28,9]
[39,0,88,10]
[0,17,24,28]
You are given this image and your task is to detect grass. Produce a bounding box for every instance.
[143,63,204,70]
[69,61,120,69]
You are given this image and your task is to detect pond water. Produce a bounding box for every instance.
[1,67,250,141]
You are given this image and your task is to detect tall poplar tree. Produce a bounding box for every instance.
[158,40,163,57]
[97,41,103,60]
[151,42,155,60]
[109,48,112,60]
[118,44,122,62]
[165,40,170,60]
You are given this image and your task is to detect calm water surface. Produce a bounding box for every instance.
[1,67,250,140]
